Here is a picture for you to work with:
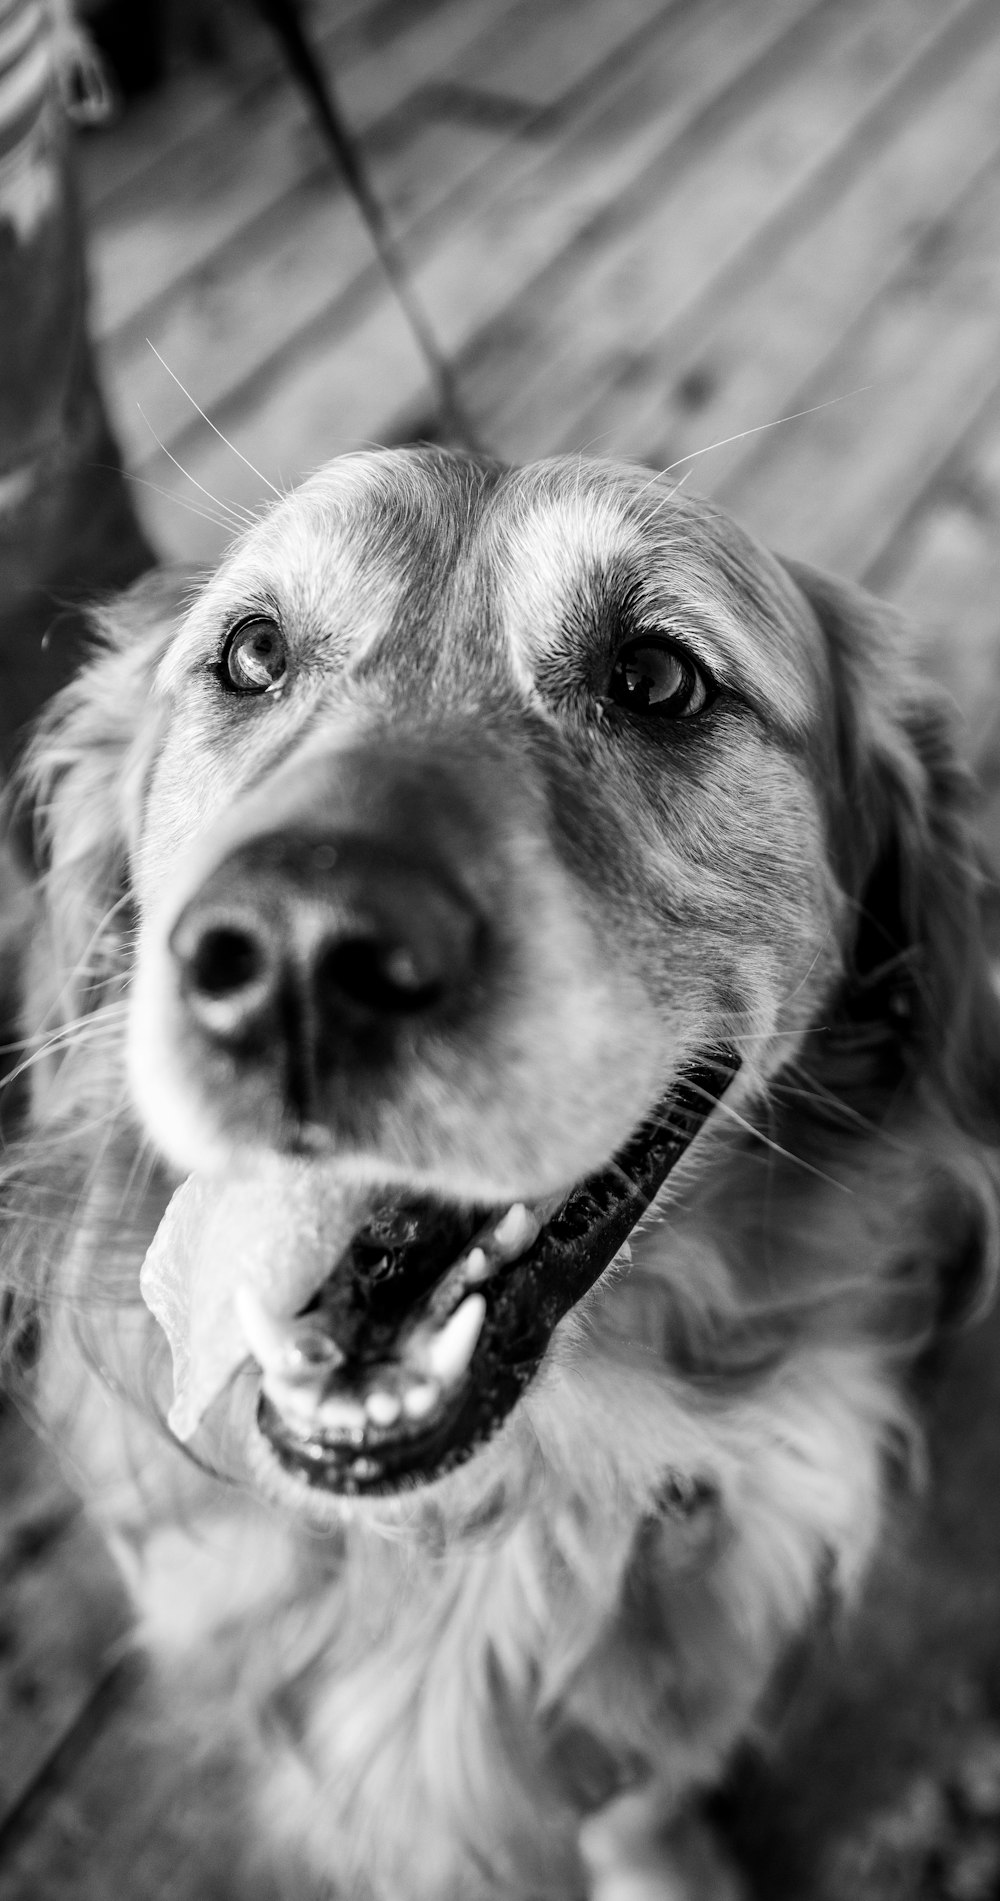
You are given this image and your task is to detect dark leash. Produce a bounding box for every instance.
[249,0,484,455]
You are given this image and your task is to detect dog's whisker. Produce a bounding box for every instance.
[633,386,875,499]
[88,461,243,538]
[116,1123,162,1220]
[0,1005,127,1059]
[1,1005,129,1079]
[121,469,249,538]
[681,1083,853,1194]
[71,1089,137,1229]
[768,1071,884,1139]
[145,341,281,502]
[25,964,128,1052]
[137,406,257,532]
[572,428,618,457]
[632,461,695,517]
[643,465,695,524]
[717,1025,826,1049]
[781,928,841,1012]
[28,893,135,1034]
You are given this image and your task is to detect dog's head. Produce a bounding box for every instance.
[15,449,1000,1503]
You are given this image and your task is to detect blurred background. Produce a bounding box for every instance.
[4,0,1000,1895]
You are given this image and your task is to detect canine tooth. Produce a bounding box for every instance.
[402,1379,441,1421]
[236,1285,342,1376]
[263,1379,323,1431]
[421,1293,486,1385]
[365,1387,402,1428]
[236,1285,292,1369]
[463,1246,491,1284]
[491,1203,541,1261]
[318,1391,366,1433]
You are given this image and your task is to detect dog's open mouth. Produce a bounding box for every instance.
[251,1049,739,1497]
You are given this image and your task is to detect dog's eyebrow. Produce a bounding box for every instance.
[155,505,405,691]
[494,493,817,737]
[496,492,641,701]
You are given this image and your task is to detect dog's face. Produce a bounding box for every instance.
[27,449,993,1505]
[130,452,841,1177]
[115,450,849,1497]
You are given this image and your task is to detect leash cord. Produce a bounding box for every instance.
[251,0,485,456]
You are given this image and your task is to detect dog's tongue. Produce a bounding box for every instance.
[140,1160,368,1439]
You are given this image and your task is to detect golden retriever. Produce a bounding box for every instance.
[3,447,999,1900]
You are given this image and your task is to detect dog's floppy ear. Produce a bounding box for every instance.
[20,571,184,1027]
[785,559,1000,1145]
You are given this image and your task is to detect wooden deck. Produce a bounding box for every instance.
[4,0,1000,1892]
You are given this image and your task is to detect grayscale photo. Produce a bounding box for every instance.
[2,2,1000,1896]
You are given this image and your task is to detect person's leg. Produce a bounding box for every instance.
[0,0,154,772]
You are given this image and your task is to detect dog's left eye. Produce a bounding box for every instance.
[221,618,288,694]
[604,637,711,718]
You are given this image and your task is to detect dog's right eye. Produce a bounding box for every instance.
[220,618,288,695]
[604,636,712,719]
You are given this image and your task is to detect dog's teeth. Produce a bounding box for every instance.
[236,1285,342,1377]
[463,1245,491,1284]
[350,1455,382,1482]
[402,1378,441,1421]
[318,1391,367,1434]
[235,1285,294,1370]
[420,1293,486,1385]
[491,1203,541,1261]
[264,1379,325,1431]
[365,1387,402,1428]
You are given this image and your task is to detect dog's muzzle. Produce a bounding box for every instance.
[147,740,742,1495]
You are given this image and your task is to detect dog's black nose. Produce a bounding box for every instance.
[170,832,481,1062]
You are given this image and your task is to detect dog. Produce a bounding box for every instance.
[3,446,1000,1900]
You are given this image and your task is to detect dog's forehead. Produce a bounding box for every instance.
[175,451,827,731]
[200,453,463,648]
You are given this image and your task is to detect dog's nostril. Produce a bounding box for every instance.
[317,938,444,1017]
[171,906,279,1043]
[187,925,268,1000]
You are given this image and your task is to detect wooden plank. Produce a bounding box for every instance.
[84,0,524,340]
[713,149,1000,577]
[400,0,834,350]
[868,383,1000,774]
[0,1667,272,1901]
[95,0,674,465]
[476,0,985,462]
[554,0,1000,479]
[0,1407,131,1830]
[441,0,674,108]
[78,0,456,213]
[114,0,828,558]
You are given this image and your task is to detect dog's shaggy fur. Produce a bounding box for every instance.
[3,449,1000,1899]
